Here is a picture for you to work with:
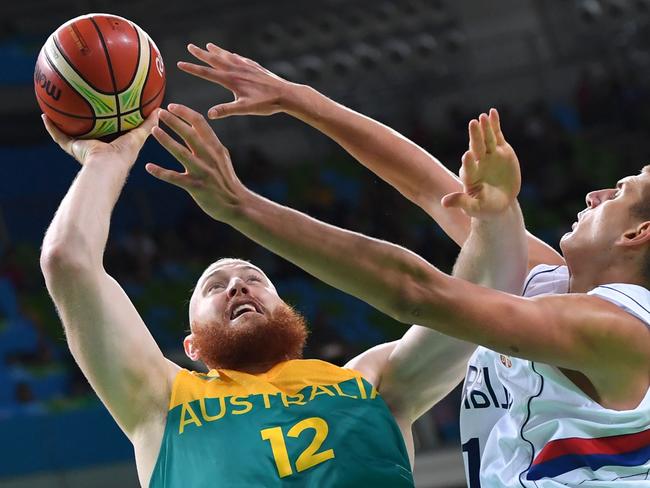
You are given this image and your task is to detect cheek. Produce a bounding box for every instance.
[197,296,226,319]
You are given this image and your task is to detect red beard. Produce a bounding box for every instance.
[191,303,308,372]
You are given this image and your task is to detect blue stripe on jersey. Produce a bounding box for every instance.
[527,444,650,481]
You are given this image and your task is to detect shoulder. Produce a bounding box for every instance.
[587,283,650,327]
[344,342,399,388]
[533,292,650,364]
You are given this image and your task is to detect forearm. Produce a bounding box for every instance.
[283,84,469,244]
[227,190,429,319]
[42,159,129,268]
[452,203,528,294]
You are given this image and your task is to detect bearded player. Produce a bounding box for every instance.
[38,59,567,487]
[41,111,417,486]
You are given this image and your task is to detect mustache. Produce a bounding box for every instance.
[191,303,308,371]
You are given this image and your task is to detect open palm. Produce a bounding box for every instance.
[442,108,521,218]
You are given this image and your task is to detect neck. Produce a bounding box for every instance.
[567,257,645,293]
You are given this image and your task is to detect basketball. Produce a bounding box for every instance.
[34,14,165,139]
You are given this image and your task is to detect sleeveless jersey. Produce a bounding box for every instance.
[149,359,414,487]
[460,264,650,487]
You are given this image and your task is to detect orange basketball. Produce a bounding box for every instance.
[34,14,165,139]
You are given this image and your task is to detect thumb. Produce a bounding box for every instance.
[441,192,477,213]
[207,100,252,119]
[42,114,73,153]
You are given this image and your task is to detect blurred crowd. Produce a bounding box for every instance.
[1,62,649,454]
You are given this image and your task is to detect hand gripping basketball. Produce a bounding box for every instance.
[42,109,159,167]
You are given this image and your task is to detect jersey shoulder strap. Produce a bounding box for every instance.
[588,283,650,327]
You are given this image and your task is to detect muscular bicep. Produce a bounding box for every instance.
[47,270,173,438]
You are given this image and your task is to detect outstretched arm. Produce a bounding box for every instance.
[148,105,648,408]
[178,43,563,270]
[39,113,174,439]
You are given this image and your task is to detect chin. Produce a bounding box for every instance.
[559,229,578,251]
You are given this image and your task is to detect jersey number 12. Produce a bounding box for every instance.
[261,417,335,478]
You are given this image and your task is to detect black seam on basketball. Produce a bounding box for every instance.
[90,16,121,133]
[42,47,96,123]
[36,94,152,120]
[139,40,154,119]
[123,22,141,93]
[141,82,165,108]
[52,34,114,96]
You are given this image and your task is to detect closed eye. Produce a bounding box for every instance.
[612,182,625,199]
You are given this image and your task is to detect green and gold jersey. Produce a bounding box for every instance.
[149,359,414,487]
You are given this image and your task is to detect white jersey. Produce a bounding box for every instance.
[460,264,650,487]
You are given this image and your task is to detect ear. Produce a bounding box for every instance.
[618,221,650,248]
[183,333,200,361]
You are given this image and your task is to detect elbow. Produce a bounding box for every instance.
[40,241,97,283]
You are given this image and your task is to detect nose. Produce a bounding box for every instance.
[585,189,613,209]
[227,278,249,299]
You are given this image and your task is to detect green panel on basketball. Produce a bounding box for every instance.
[34,13,166,139]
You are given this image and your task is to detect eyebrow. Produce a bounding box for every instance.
[200,266,266,291]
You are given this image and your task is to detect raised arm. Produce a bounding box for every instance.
[376,109,528,423]
[177,43,563,270]
[39,113,174,439]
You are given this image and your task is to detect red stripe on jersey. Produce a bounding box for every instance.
[533,428,650,465]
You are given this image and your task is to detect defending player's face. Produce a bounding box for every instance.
[561,166,650,254]
[186,259,307,371]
